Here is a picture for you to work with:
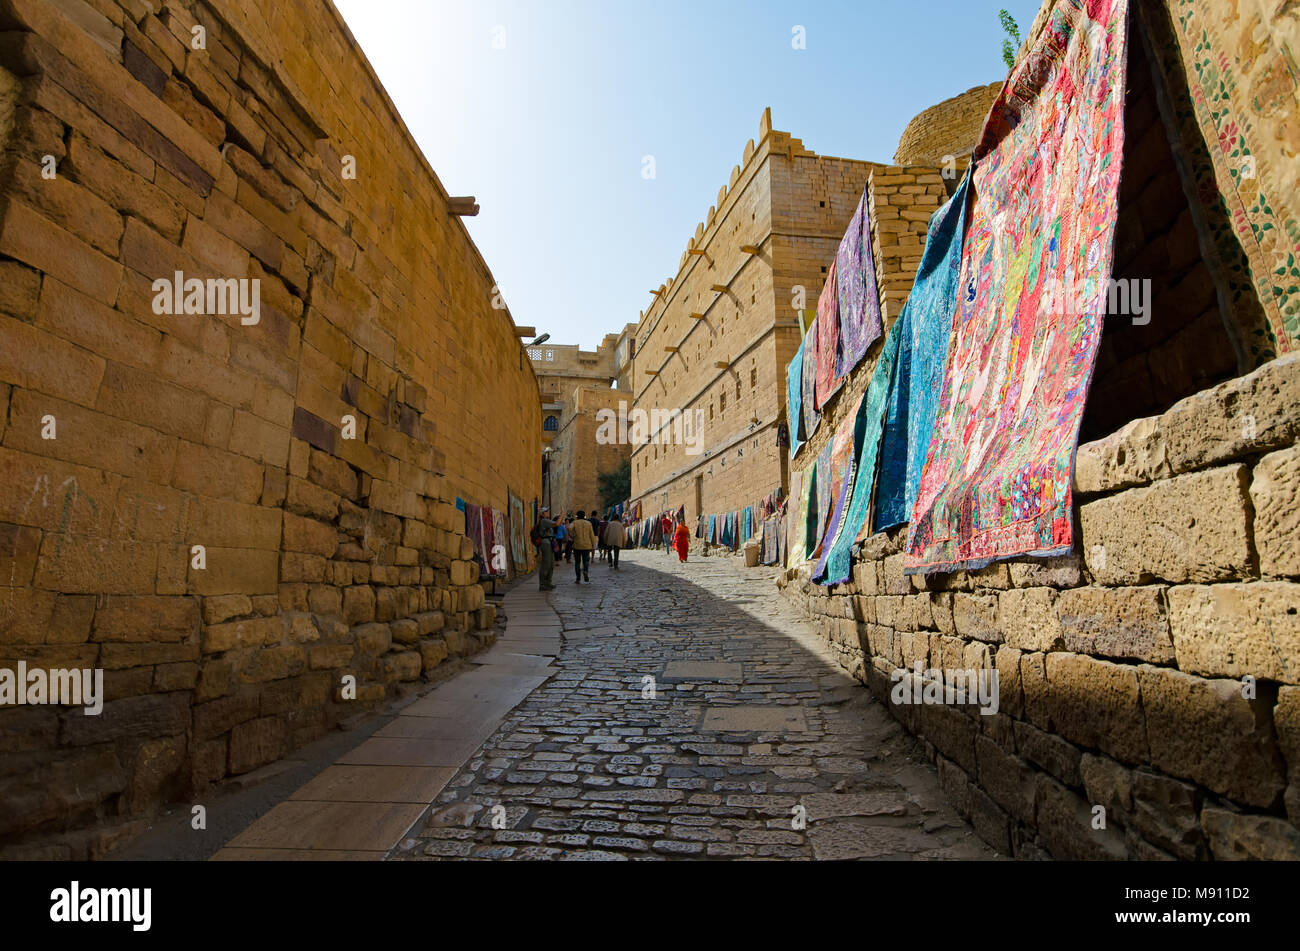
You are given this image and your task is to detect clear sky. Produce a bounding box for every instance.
[333,0,1044,350]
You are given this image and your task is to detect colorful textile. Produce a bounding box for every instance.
[785,469,803,566]
[1137,0,1294,364]
[798,463,817,564]
[874,170,972,532]
[836,186,884,377]
[801,312,821,442]
[812,391,865,583]
[492,509,508,576]
[481,507,498,576]
[811,443,833,559]
[907,0,1129,574]
[1159,0,1299,355]
[787,338,807,459]
[814,260,844,409]
[465,504,486,575]
[820,315,905,586]
[674,522,691,561]
[509,491,527,569]
[762,516,778,564]
[776,511,787,567]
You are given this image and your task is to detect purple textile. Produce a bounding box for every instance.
[835,188,883,377]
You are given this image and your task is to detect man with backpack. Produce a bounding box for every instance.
[531,507,556,591]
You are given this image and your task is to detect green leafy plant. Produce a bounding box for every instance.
[1000,9,1022,69]
[597,458,631,512]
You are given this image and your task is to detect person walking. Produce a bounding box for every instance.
[596,515,610,563]
[553,516,568,563]
[569,509,597,583]
[661,514,673,555]
[533,508,556,590]
[673,520,691,563]
[604,516,627,570]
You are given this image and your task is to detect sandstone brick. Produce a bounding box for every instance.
[1137,665,1285,807]
[1043,653,1146,764]
[382,650,422,683]
[1057,586,1174,663]
[202,594,252,625]
[975,735,1036,823]
[189,548,278,595]
[280,552,326,584]
[1130,769,1205,860]
[354,622,391,655]
[308,641,354,670]
[390,618,419,646]
[419,637,449,672]
[88,596,196,644]
[203,616,280,654]
[228,716,288,775]
[0,313,106,407]
[1003,553,1086,589]
[951,593,1000,643]
[1200,807,1300,861]
[1033,774,1128,860]
[282,512,337,558]
[1080,466,1254,585]
[1249,444,1300,577]
[35,536,156,594]
[1167,582,1300,682]
[997,587,1061,652]
[1012,719,1082,787]
[0,260,41,321]
[0,200,121,305]
[238,646,306,683]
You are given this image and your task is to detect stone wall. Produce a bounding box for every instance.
[629,109,884,521]
[893,82,1003,180]
[778,352,1300,859]
[792,165,946,469]
[547,384,630,516]
[0,0,539,857]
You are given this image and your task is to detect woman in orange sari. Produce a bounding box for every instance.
[673,521,691,562]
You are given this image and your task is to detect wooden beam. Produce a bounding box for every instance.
[649,289,662,297]
[711,284,728,293]
[686,248,709,257]
[663,346,679,353]
[741,245,759,254]
[689,312,706,320]
[515,326,537,337]
[645,369,659,376]
[448,196,479,216]
[715,361,730,369]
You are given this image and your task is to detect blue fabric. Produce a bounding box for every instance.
[812,392,865,583]
[787,336,807,459]
[874,169,972,532]
[455,497,466,512]
[801,315,821,445]
[820,314,905,586]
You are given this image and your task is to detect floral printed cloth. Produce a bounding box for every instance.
[907,0,1129,573]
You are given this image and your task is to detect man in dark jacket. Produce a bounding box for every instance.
[534,508,556,591]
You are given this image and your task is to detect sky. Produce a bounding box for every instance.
[333,0,1044,350]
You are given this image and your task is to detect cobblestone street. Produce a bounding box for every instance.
[392,548,998,860]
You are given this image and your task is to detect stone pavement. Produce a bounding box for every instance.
[392,548,1000,860]
[210,585,563,860]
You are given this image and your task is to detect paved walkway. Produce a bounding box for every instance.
[211,585,562,860]
[391,547,997,861]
